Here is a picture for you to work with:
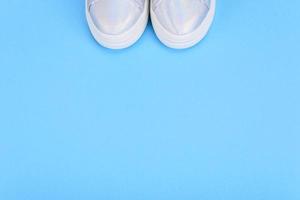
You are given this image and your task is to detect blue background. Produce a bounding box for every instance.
[0,0,299,199]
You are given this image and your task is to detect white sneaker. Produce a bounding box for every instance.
[151,0,216,49]
[86,0,149,49]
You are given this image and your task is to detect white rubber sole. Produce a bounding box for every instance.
[86,0,149,49]
[150,0,216,49]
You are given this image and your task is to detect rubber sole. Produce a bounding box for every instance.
[86,0,149,49]
[150,0,216,49]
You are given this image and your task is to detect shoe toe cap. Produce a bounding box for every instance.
[153,0,210,35]
[89,0,143,35]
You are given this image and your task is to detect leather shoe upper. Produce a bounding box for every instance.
[152,0,210,35]
[88,0,145,35]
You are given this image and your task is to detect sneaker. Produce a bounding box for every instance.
[150,0,216,49]
[86,0,149,49]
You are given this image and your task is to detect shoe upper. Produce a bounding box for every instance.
[87,0,145,35]
[152,0,211,35]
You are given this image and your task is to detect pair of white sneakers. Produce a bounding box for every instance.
[86,0,216,49]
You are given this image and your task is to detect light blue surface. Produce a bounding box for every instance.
[0,0,299,199]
